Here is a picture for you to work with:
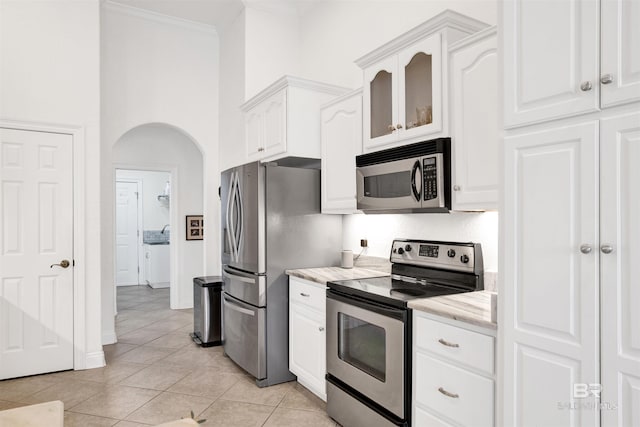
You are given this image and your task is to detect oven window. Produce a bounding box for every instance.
[364,171,411,198]
[338,313,386,382]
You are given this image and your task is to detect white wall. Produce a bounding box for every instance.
[297,0,498,88]
[244,6,301,100]
[343,212,499,272]
[116,170,171,230]
[101,2,219,343]
[0,0,103,368]
[218,9,247,172]
[113,125,204,308]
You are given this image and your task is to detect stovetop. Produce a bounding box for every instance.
[327,239,484,309]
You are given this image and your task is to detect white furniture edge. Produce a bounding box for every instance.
[355,10,489,68]
[320,87,363,110]
[240,76,350,112]
[448,25,498,53]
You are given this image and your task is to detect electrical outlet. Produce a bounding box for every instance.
[360,239,368,248]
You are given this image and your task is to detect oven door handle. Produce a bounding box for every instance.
[411,160,422,202]
[327,290,406,321]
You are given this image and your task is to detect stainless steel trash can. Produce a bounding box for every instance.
[191,276,223,347]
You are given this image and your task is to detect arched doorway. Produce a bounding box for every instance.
[112,123,205,317]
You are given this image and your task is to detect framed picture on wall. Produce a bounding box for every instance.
[186,215,203,240]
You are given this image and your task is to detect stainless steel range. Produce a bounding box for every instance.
[325,239,484,427]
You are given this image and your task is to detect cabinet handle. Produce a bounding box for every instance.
[453,185,461,191]
[438,338,459,348]
[601,244,614,254]
[601,74,614,85]
[396,123,403,129]
[388,125,397,132]
[438,387,459,399]
[580,244,593,254]
[318,327,325,332]
[258,147,265,152]
[580,81,592,91]
[300,292,310,297]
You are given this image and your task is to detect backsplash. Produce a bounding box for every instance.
[342,211,499,274]
[143,230,170,244]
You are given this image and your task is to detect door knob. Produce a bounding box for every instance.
[601,245,614,254]
[50,259,70,268]
[601,74,614,84]
[580,81,592,91]
[579,244,592,254]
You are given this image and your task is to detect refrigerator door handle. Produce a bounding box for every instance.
[234,171,244,256]
[223,269,255,284]
[225,172,235,258]
[228,172,238,261]
[223,294,256,316]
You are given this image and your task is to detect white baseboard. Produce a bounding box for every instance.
[102,330,117,345]
[85,351,106,369]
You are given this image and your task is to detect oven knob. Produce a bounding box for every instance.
[405,244,412,252]
[447,249,456,258]
[397,247,405,255]
[392,248,397,254]
[460,254,469,264]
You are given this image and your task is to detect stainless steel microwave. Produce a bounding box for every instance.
[356,138,451,213]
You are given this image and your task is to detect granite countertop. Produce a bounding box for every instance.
[408,290,497,330]
[286,266,390,285]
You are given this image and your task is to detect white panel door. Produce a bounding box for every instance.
[450,29,499,210]
[289,302,326,400]
[363,56,399,152]
[245,108,264,161]
[321,92,362,214]
[503,0,599,128]
[503,122,599,427]
[600,112,640,426]
[0,128,74,379]
[115,181,139,286]
[600,0,640,108]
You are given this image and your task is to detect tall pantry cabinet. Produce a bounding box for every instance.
[501,0,640,426]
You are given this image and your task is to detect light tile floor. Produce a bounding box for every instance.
[0,285,337,426]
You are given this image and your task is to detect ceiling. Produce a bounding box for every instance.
[110,0,323,30]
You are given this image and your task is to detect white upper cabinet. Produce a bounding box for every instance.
[504,0,640,128]
[600,0,640,108]
[449,27,498,211]
[357,10,489,153]
[321,89,362,214]
[241,76,348,163]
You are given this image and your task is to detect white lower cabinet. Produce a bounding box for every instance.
[413,311,495,427]
[288,276,327,401]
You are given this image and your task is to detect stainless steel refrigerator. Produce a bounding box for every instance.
[220,160,342,387]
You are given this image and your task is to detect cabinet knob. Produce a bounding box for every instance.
[580,81,592,91]
[453,185,461,191]
[601,74,614,85]
[257,147,264,152]
[387,125,397,132]
[601,244,614,254]
[318,327,325,332]
[580,244,593,254]
[396,123,403,129]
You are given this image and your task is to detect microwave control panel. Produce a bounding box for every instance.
[423,157,438,201]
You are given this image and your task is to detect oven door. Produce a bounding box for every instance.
[326,291,406,419]
[356,157,422,212]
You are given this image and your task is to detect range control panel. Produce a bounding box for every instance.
[390,239,482,274]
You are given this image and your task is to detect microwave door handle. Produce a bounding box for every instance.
[411,160,422,202]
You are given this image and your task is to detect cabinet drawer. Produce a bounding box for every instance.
[289,277,326,312]
[414,352,494,427]
[414,314,494,375]
[414,406,455,427]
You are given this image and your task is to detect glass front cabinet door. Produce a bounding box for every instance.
[363,33,442,152]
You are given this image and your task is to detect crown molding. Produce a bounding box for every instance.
[241,76,350,112]
[103,1,218,35]
[355,10,489,68]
